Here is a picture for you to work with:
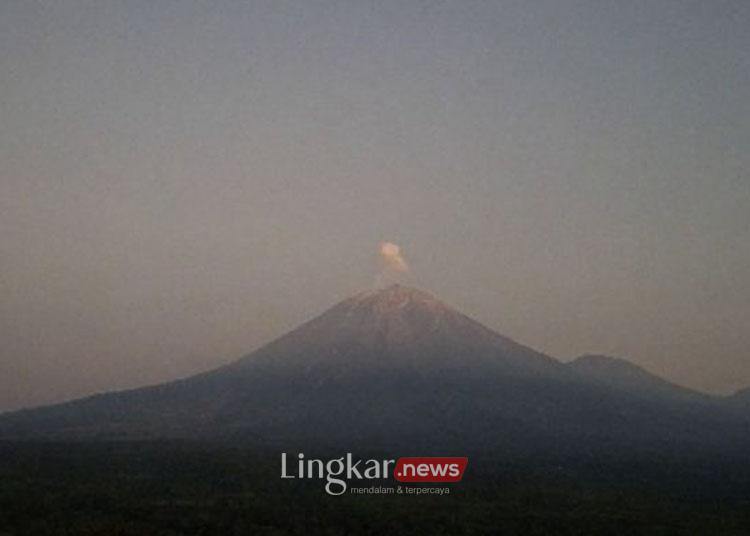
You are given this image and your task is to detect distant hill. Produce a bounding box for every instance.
[1,285,748,455]
[567,354,714,405]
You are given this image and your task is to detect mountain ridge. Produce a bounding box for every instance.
[0,284,747,454]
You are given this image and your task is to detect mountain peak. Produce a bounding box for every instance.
[228,283,561,377]
[346,284,444,314]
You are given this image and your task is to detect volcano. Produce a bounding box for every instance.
[1,285,748,454]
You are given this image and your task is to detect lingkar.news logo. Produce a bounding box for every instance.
[281,453,468,495]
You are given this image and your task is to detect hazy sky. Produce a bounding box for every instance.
[1,0,748,411]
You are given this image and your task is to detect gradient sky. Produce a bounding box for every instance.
[1,0,749,411]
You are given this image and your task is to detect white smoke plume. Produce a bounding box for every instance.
[379,241,409,273]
